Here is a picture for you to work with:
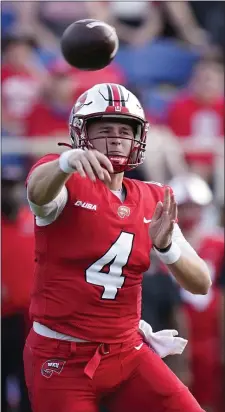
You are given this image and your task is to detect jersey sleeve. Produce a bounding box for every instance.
[26,153,68,224]
[28,187,68,224]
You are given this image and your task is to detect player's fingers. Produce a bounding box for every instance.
[152,201,163,221]
[80,156,97,181]
[102,168,112,183]
[170,199,178,223]
[94,151,114,174]
[163,187,171,213]
[166,219,175,235]
[73,160,86,178]
[85,151,105,180]
[169,193,175,215]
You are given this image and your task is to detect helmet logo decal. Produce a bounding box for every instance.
[74,92,88,113]
[104,84,129,115]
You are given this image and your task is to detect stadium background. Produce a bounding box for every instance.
[1,1,224,412]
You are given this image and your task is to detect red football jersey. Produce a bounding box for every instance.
[27,154,169,344]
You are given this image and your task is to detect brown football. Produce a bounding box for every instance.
[60,19,119,71]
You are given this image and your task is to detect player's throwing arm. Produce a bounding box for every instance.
[27,149,114,206]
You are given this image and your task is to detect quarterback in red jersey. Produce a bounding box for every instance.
[24,83,211,412]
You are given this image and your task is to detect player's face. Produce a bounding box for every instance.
[87,121,134,157]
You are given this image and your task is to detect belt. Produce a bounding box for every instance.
[33,321,109,379]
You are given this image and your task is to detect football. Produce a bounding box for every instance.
[60,19,119,71]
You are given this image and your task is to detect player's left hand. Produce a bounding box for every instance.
[149,187,177,249]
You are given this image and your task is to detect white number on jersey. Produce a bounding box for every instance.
[86,232,134,299]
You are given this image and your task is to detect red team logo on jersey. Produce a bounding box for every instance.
[41,359,66,379]
[117,205,130,218]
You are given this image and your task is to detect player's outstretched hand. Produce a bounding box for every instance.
[149,187,177,249]
[68,148,114,182]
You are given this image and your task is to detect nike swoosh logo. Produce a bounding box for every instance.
[143,218,152,224]
[134,343,144,351]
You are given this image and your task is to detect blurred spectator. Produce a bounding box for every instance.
[142,125,188,184]
[166,53,224,185]
[161,1,212,50]
[2,156,34,412]
[24,61,76,139]
[1,1,18,36]
[9,1,108,51]
[2,1,59,53]
[190,1,225,51]
[103,1,213,49]
[24,59,125,139]
[2,34,48,136]
[104,1,163,47]
[37,1,107,37]
[169,174,224,412]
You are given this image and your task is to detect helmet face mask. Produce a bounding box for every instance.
[69,84,149,173]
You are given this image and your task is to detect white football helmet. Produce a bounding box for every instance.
[69,83,149,172]
[169,174,213,206]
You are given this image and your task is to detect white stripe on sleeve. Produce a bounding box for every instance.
[27,186,68,226]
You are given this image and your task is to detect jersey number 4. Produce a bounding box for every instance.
[86,232,134,299]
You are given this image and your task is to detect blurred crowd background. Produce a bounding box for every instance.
[1,2,224,412]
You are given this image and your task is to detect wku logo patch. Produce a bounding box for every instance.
[117,205,130,218]
[41,359,66,379]
[74,92,88,113]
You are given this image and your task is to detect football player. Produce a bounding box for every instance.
[24,83,211,412]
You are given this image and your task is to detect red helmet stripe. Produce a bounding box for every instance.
[106,84,113,105]
[118,85,126,107]
[110,84,121,106]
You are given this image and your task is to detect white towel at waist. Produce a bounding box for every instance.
[139,319,188,358]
